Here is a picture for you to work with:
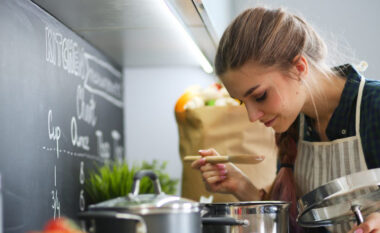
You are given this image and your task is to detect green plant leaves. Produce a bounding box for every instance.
[85,160,179,205]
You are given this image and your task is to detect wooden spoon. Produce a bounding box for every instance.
[183,155,265,164]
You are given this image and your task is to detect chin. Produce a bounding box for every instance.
[273,127,287,133]
[272,122,292,133]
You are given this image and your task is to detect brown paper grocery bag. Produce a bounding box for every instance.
[176,105,278,202]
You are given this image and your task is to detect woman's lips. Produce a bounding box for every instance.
[264,116,277,127]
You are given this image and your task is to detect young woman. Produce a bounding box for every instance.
[191,7,380,233]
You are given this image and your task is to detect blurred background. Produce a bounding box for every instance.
[123,0,380,195]
[33,0,380,194]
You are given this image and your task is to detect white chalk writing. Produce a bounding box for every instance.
[45,26,123,108]
[71,117,90,151]
[79,190,85,211]
[84,53,123,108]
[54,166,56,186]
[95,130,110,159]
[79,161,85,184]
[51,189,60,219]
[48,110,61,158]
[111,130,124,162]
[76,85,97,127]
[45,27,85,78]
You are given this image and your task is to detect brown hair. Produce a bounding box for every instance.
[214,7,333,233]
[271,122,301,233]
[215,7,333,77]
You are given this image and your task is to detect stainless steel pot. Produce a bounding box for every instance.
[201,201,290,233]
[79,170,201,233]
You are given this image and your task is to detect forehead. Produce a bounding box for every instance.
[221,63,278,97]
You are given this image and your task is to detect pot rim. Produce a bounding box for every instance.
[88,206,201,215]
[201,200,290,206]
[88,195,201,214]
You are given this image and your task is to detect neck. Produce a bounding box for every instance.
[301,71,346,124]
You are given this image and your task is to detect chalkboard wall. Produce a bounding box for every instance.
[0,1,124,232]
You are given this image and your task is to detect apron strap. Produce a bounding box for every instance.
[355,77,365,134]
[299,114,305,140]
[355,77,365,158]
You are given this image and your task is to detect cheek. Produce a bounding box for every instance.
[267,90,286,113]
[274,84,303,114]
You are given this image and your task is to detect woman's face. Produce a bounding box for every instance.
[222,62,306,133]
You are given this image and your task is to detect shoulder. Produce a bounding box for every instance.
[360,78,380,168]
[363,79,380,110]
[361,79,380,127]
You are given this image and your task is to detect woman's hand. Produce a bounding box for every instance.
[348,212,380,233]
[191,148,261,201]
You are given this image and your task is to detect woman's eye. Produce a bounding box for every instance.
[255,91,267,102]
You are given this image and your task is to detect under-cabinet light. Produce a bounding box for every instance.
[158,0,214,74]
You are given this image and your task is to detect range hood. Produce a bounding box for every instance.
[31,0,221,68]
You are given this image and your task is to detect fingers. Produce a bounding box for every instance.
[349,212,380,233]
[203,172,227,184]
[200,163,227,184]
[191,148,220,169]
[191,157,206,169]
[199,163,227,184]
[198,148,220,157]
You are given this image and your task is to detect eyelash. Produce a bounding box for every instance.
[238,91,267,105]
[255,91,267,102]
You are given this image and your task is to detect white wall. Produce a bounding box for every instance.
[124,66,216,194]
[204,0,380,79]
[202,0,233,39]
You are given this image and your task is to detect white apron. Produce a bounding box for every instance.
[294,77,367,232]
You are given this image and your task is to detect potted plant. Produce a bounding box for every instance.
[85,160,179,205]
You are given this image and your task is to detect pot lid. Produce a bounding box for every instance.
[297,168,380,227]
[89,170,199,215]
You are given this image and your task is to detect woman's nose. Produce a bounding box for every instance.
[246,105,264,122]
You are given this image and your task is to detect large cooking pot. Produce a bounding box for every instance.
[201,201,290,233]
[79,211,147,233]
[79,170,201,233]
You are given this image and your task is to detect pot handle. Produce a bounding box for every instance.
[78,211,147,233]
[131,170,162,196]
[202,217,249,226]
[351,205,364,224]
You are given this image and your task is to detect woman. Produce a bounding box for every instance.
[191,7,380,233]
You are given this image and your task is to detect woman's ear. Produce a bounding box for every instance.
[292,55,308,80]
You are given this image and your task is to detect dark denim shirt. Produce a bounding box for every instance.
[303,64,380,169]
